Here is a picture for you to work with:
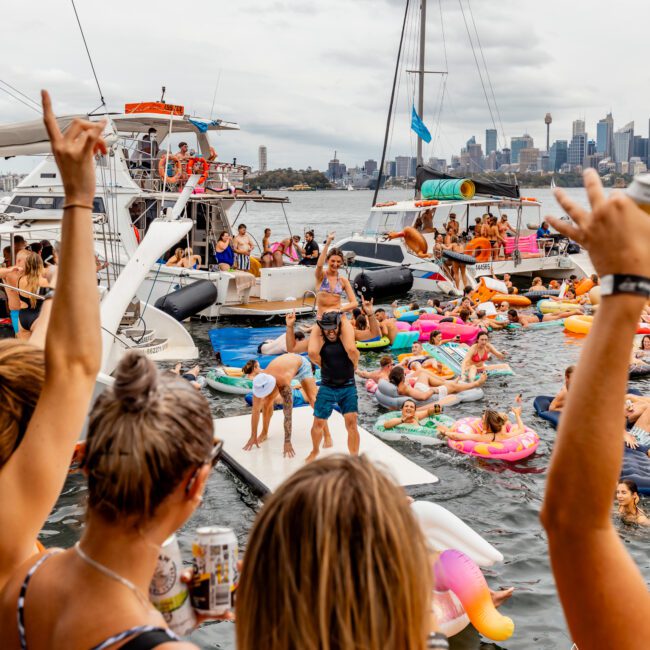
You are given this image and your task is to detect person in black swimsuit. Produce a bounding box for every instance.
[306,311,360,461]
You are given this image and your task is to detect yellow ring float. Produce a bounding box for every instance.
[564,314,592,335]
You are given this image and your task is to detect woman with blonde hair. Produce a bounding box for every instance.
[16,252,49,338]
[237,455,449,649]
[165,247,184,267]
[0,352,219,649]
[0,90,103,592]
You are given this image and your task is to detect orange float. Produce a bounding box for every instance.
[492,293,531,306]
[387,227,428,256]
[465,237,491,262]
[575,277,594,295]
[157,153,182,184]
[376,201,397,207]
[415,200,439,208]
[186,157,209,184]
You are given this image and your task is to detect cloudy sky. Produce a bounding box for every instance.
[2,0,650,174]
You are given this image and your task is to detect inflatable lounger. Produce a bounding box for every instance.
[622,446,650,495]
[533,396,560,429]
[424,342,514,377]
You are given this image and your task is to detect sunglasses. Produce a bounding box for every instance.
[186,438,223,494]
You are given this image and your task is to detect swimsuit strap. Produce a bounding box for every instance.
[17,550,62,650]
[90,626,179,650]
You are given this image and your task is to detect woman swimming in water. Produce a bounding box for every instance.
[461,331,508,380]
[616,479,649,526]
[382,398,444,430]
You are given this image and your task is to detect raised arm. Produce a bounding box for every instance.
[362,298,381,337]
[285,310,297,352]
[0,91,104,577]
[315,232,335,283]
[540,169,650,648]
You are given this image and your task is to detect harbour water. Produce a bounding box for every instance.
[46,188,649,649]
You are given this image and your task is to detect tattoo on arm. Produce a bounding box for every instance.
[280,384,293,444]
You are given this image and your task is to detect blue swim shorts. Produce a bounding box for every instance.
[295,355,314,383]
[313,383,358,420]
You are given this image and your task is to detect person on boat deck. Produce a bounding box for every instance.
[461,331,508,380]
[177,247,201,269]
[2,245,12,267]
[244,353,329,458]
[507,306,581,327]
[354,298,382,342]
[233,223,254,272]
[438,397,526,442]
[299,229,320,265]
[536,221,552,252]
[356,354,394,382]
[382,398,445,430]
[470,216,482,237]
[487,216,502,260]
[315,232,358,357]
[271,236,301,267]
[261,227,274,267]
[389,365,486,403]
[616,480,650,526]
[447,236,470,289]
[16,252,49,341]
[549,365,575,412]
[176,141,190,162]
[306,311,360,462]
[499,214,516,238]
[445,213,459,236]
[431,232,448,261]
[165,247,185,267]
[214,230,234,270]
[420,209,435,233]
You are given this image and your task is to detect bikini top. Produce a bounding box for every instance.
[319,274,345,296]
[17,552,180,650]
[471,349,490,363]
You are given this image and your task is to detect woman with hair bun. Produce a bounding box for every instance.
[237,455,449,649]
[0,91,103,593]
[0,351,219,649]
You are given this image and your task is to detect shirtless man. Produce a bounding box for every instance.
[549,365,575,412]
[507,307,581,327]
[232,223,254,272]
[354,298,382,341]
[244,352,328,457]
[356,355,394,382]
[445,213,460,237]
[420,209,435,233]
[388,365,486,403]
[374,308,400,343]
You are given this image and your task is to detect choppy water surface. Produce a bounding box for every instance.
[48,189,649,649]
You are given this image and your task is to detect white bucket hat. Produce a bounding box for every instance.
[252,373,277,398]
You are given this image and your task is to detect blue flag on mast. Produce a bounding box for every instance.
[411,105,431,143]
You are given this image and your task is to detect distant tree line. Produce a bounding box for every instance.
[250,168,332,189]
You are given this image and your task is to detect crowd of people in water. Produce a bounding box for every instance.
[0,92,649,649]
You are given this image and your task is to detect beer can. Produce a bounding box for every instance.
[191,526,239,615]
[149,534,197,635]
[626,173,650,214]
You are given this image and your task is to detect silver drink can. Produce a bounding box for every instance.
[191,526,238,615]
[626,173,650,214]
[149,534,197,635]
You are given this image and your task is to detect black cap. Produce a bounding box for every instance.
[318,311,341,331]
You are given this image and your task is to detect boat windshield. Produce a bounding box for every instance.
[361,210,419,236]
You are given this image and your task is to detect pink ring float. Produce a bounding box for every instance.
[414,319,481,344]
[446,417,539,461]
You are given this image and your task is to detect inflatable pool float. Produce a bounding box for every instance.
[418,312,462,323]
[622,446,650,495]
[207,366,253,395]
[414,319,481,344]
[412,501,514,640]
[507,318,566,330]
[629,363,650,379]
[533,395,560,429]
[523,289,560,301]
[394,306,436,322]
[374,379,483,410]
[372,411,454,445]
[424,341,514,377]
[397,351,455,379]
[391,330,420,349]
[445,417,539,461]
[492,293,530,307]
[575,277,594,295]
[442,249,477,266]
[356,336,391,351]
[365,378,378,394]
[244,388,307,409]
[564,314,592,335]
[538,299,581,314]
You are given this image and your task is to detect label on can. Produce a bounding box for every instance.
[150,534,197,636]
[626,174,650,213]
[191,526,238,615]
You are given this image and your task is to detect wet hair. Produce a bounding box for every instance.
[236,455,431,650]
[356,315,368,330]
[375,308,386,315]
[507,308,518,321]
[0,341,46,468]
[379,355,393,368]
[294,331,306,341]
[476,310,486,318]
[429,330,442,343]
[83,352,213,525]
[242,359,258,376]
[432,299,441,307]
[463,286,472,296]
[641,335,650,350]
[352,308,362,320]
[458,307,471,322]
[20,252,44,308]
[327,246,344,261]
[477,331,489,341]
[389,365,405,386]
[565,365,575,379]
[590,274,599,284]
[619,479,640,499]
[483,409,507,435]
[402,399,417,411]
[410,302,420,311]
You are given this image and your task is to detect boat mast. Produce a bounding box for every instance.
[416,0,426,171]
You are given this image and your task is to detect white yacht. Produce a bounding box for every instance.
[0,101,316,319]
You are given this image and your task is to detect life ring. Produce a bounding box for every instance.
[464,237,491,262]
[356,336,391,351]
[208,146,218,162]
[415,200,439,208]
[186,157,209,184]
[442,249,477,266]
[133,225,141,243]
[157,153,182,184]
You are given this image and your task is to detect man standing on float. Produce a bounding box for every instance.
[306,311,360,462]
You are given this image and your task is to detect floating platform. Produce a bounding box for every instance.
[216,407,439,496]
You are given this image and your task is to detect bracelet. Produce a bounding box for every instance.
[600,274,650,298]
[63,203,94,211]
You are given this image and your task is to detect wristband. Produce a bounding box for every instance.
[63,203,94,211]
[600,274,650,298]
[426,632,450,649]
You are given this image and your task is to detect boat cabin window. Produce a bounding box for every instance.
[362,210,418,236]
[4,196,105,214]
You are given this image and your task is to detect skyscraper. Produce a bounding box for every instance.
[572,119,586,137]
[613,122,634,163]
[395,156,410,178]
[596,113,614,157]
[549,140,568,171]
[258,145,268,173]
[568,133,588,168]
[468,143,484,172]
[327,151,342,180]
[364,159,377,175]
[485,129,497,155]
[510,135,534,164]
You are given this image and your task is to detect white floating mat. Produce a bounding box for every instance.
[216,407,439,494]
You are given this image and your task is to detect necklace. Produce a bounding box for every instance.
[74,542,153,612]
